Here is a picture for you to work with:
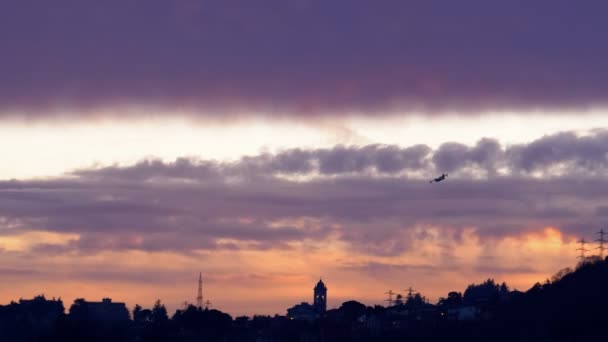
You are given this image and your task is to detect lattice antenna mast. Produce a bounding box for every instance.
[405,286,416,300]
[577,238,590,260]
[196,272,203,309]
[204,299,212,310]
[384,290,395,307]
[595,229,607,258]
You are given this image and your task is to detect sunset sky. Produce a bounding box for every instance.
[2,1,608,316]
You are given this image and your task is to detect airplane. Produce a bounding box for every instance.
[429,173,448,183]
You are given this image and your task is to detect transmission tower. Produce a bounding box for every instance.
[595,229,607,258]
[204,299,212,310]
[405,286,416,300]
[384,290,396,307]
[576,238,590,260]
[196,272,203,309]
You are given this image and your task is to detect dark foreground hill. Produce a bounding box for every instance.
[488,257,608,342]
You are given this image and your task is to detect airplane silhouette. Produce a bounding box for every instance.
[429,173,448,183]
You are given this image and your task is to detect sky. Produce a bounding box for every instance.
[2,1,608,316]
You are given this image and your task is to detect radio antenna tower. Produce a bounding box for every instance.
[595,229,607,258]
[405,286,416,300]
[577,238,590,260]
[384,290,396,307]
[204,299,212,310]
[196,272,203,309]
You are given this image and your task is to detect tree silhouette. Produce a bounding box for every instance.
[339,300,367,322]
[463,279,503,305]
[150,300,168,323]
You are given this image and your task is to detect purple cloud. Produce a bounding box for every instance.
[1,130,608,256]
[1,1,608,117]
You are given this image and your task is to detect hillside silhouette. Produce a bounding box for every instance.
[489,256,608,341]
[1,258,607,341]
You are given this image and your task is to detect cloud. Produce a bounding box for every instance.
[507,131,608,174]
[340,261,441,275]
[473,265,538,276]
[71,129,608,178]
[1,1,608,117]
[0,267,43,276]
[1,130,608,257]
[3,130,607,314]
[340,262,538,281]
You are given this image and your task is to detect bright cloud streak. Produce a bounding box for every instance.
[2,111,608,179]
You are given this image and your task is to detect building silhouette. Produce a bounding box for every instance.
[287,279,328,320]
[286,302,316,321]
[69,298,129,323]
[314,279,327,313]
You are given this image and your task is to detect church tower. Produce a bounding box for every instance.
[313,279,327,313]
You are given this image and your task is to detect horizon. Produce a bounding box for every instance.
[2,1,608,320]
[0,258,590,317]
[0,243,597,317]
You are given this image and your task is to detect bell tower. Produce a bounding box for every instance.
[313,279,327,313]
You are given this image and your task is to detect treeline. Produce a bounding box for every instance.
[1,258,608,341]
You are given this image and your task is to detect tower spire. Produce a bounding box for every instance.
[313,279,327,313]
[196,272,203,309]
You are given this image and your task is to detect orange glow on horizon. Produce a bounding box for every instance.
[0,224,582,316]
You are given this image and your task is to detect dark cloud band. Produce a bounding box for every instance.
[2,1,608,116]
